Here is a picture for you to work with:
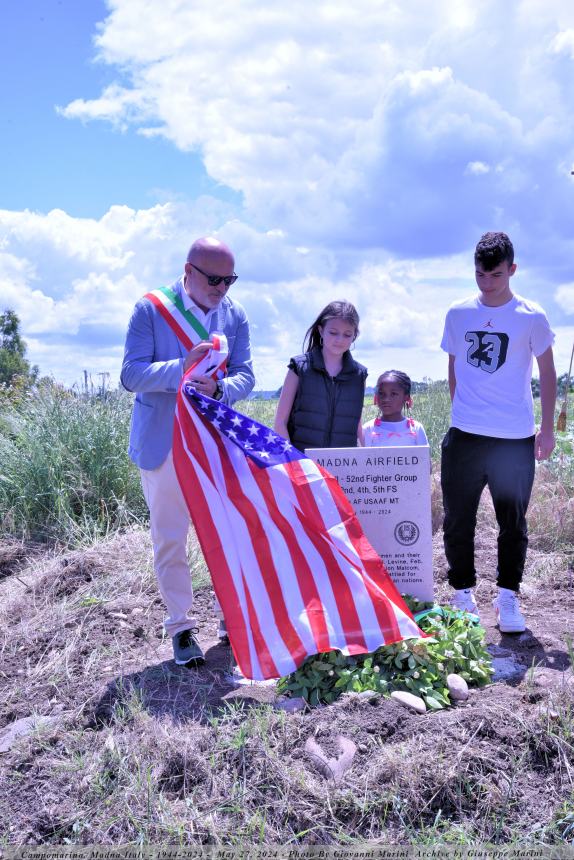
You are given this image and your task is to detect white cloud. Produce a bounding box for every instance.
[465,161,491,175]
[555,283,574,315]
[550,29,574,58]
[4,0,574,387]
[553,326,574,382]
[0,202,466,388]
[55,0,574,263]
[57,84,152,130]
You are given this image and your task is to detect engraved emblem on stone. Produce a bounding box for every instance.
[394,520,420,545]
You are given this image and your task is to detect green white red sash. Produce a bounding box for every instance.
[145,286,209,351]
[144,285,228,379]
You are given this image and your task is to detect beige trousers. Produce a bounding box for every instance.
[140,450,199,638]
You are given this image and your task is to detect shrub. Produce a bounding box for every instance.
[0,382,146,544]
[277,602,493,709]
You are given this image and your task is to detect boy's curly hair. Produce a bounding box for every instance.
[474,231,514,270]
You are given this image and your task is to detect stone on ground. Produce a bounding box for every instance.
[447,673,469,701]
[391,690,426,714]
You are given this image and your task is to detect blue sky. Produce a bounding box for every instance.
[1,0,573,389]
[0,0,235,216]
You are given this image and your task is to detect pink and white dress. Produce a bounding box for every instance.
[363,417,428,447]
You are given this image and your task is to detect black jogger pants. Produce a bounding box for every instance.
[441,427,535,592]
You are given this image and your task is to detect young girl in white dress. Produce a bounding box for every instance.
[363,370,428,447]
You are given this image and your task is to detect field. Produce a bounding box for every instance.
[0,383,573,847]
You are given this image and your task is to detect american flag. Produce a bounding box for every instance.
[173,381,423,680]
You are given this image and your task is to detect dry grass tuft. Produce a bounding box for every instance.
[528,466,574,554]
[1,507,574,846]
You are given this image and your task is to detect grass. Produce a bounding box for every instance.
[1,376,573,559]
[1,379,573,847]
[0,383,574,848]
[0,492,573,845]
[3,598,573,847]
[0,382,147,544]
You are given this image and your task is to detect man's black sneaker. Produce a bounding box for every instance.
[172,628,205,666]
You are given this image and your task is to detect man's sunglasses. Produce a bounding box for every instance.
[188,262,238,288]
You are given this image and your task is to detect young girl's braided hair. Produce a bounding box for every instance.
[376,370,412,397]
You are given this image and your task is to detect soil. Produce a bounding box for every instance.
[0,517,573,846]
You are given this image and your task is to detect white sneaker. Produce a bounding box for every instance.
[493,589,525,633]
[450,588,480,617]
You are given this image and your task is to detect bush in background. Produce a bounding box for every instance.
[0,381,146,544]
[1,378,572,554]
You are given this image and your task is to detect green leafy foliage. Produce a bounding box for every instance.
[0,309,38,388]
[277,601,493,710]
[402,594,434,615]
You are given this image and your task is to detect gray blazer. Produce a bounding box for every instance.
[121,277,255,469]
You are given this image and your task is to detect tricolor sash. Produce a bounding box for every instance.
[145,286,209,350]
[145,286,227,379]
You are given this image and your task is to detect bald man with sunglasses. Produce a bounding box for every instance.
[121,237,254,667]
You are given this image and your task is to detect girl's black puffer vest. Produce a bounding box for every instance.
[287,347,367,451]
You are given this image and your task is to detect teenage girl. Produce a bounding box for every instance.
[363,370,428,447]
[274,300,367,451]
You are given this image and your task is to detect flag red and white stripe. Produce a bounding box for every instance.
[185,333,228,380]
[173,379,423,680]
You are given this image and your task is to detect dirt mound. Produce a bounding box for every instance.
[0,522,573,846]
[0,539,43,580]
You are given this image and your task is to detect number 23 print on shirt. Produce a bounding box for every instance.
[465,331,509,374]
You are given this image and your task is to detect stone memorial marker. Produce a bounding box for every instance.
[307,446,434,602]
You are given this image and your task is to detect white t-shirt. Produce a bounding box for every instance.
[363,417,428,447]
[441,294,554,438]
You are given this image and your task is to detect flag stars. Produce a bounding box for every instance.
[178,381,415,673]
[183,386,305,467]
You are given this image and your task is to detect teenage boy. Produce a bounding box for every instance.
[440,232,556,632]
